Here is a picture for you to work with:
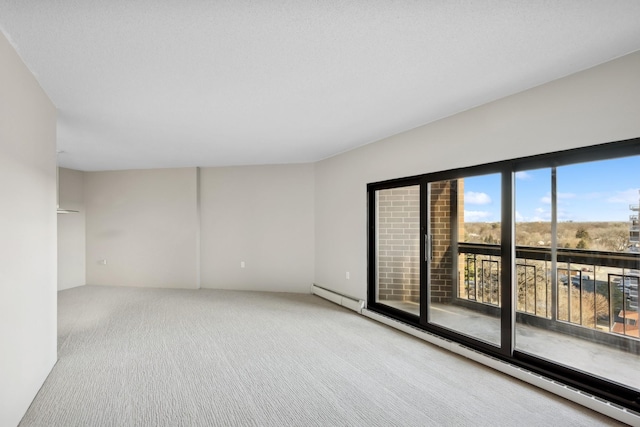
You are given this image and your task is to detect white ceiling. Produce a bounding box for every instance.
[2,1,640,171]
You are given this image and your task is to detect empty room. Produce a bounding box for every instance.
[2,1,640,426]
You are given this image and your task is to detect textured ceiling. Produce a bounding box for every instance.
[1,1,640,171]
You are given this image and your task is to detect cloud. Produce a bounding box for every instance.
[515,171,532,180]
[515,211,524,222]
[540,192,576,205]
[558,192,576,200]
[531,208,551,222]
[464,210,492,221]
[607,188,640,204]
[583,192,606,200]
[465,191,491,205]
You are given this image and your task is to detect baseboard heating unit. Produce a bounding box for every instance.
[311,284,364,314]
[311,285,640,426]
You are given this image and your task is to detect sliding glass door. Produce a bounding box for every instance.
[427,175,502,346]
[369,174,504,349]
[372,183,422,319]
[367,137,640,412]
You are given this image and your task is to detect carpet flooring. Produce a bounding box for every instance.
[19,285,621,426]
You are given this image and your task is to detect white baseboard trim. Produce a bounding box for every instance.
[311,284,365,314]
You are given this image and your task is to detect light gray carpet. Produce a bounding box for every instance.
[20,285,621,426]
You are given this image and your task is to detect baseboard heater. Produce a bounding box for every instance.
[311,284,364,314]
[360,308,640,426]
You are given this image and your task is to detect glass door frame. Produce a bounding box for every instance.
[367,165,514,356]
[367,176,425,325]
[366,136,640,412]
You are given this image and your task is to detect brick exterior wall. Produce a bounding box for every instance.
[377,186,420,302]
[376,180,462,304]
[429,180,457,304]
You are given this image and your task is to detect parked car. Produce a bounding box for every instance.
[564,275,590,287]
[617,277,639,291]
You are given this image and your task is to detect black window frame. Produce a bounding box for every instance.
[367,136,640,412]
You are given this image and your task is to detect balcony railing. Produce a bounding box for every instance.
[459,243,640,339]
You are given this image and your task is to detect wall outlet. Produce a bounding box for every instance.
[98,259,107,265]
[346,271,350,280]
[240,261,245,268]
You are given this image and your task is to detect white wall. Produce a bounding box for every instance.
[315,51,640,300]
[57,167,86,290]
[82,164,314,293]
[85,168,199,289]
[200,164,315,293]
[0,31,57,427]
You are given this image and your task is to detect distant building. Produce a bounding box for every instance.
[630,190,639,252]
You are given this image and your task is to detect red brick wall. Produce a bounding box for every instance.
[429,180,457,304]
[376,180,460,304]
[376,186,420,302]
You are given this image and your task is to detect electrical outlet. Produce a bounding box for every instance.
[346,271,350,280]
[98,259,107,265]
[240,261,245,268]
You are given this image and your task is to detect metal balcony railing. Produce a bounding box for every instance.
[458,243,640,339]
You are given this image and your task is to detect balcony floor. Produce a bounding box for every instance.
[381,300,640,393]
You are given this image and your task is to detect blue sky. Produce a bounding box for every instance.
[463,156,640,223]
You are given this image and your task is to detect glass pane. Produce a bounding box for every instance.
[429,175,501,346]
[514,157,640,393]
[375,185,420,316]
[514,169,552,318]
